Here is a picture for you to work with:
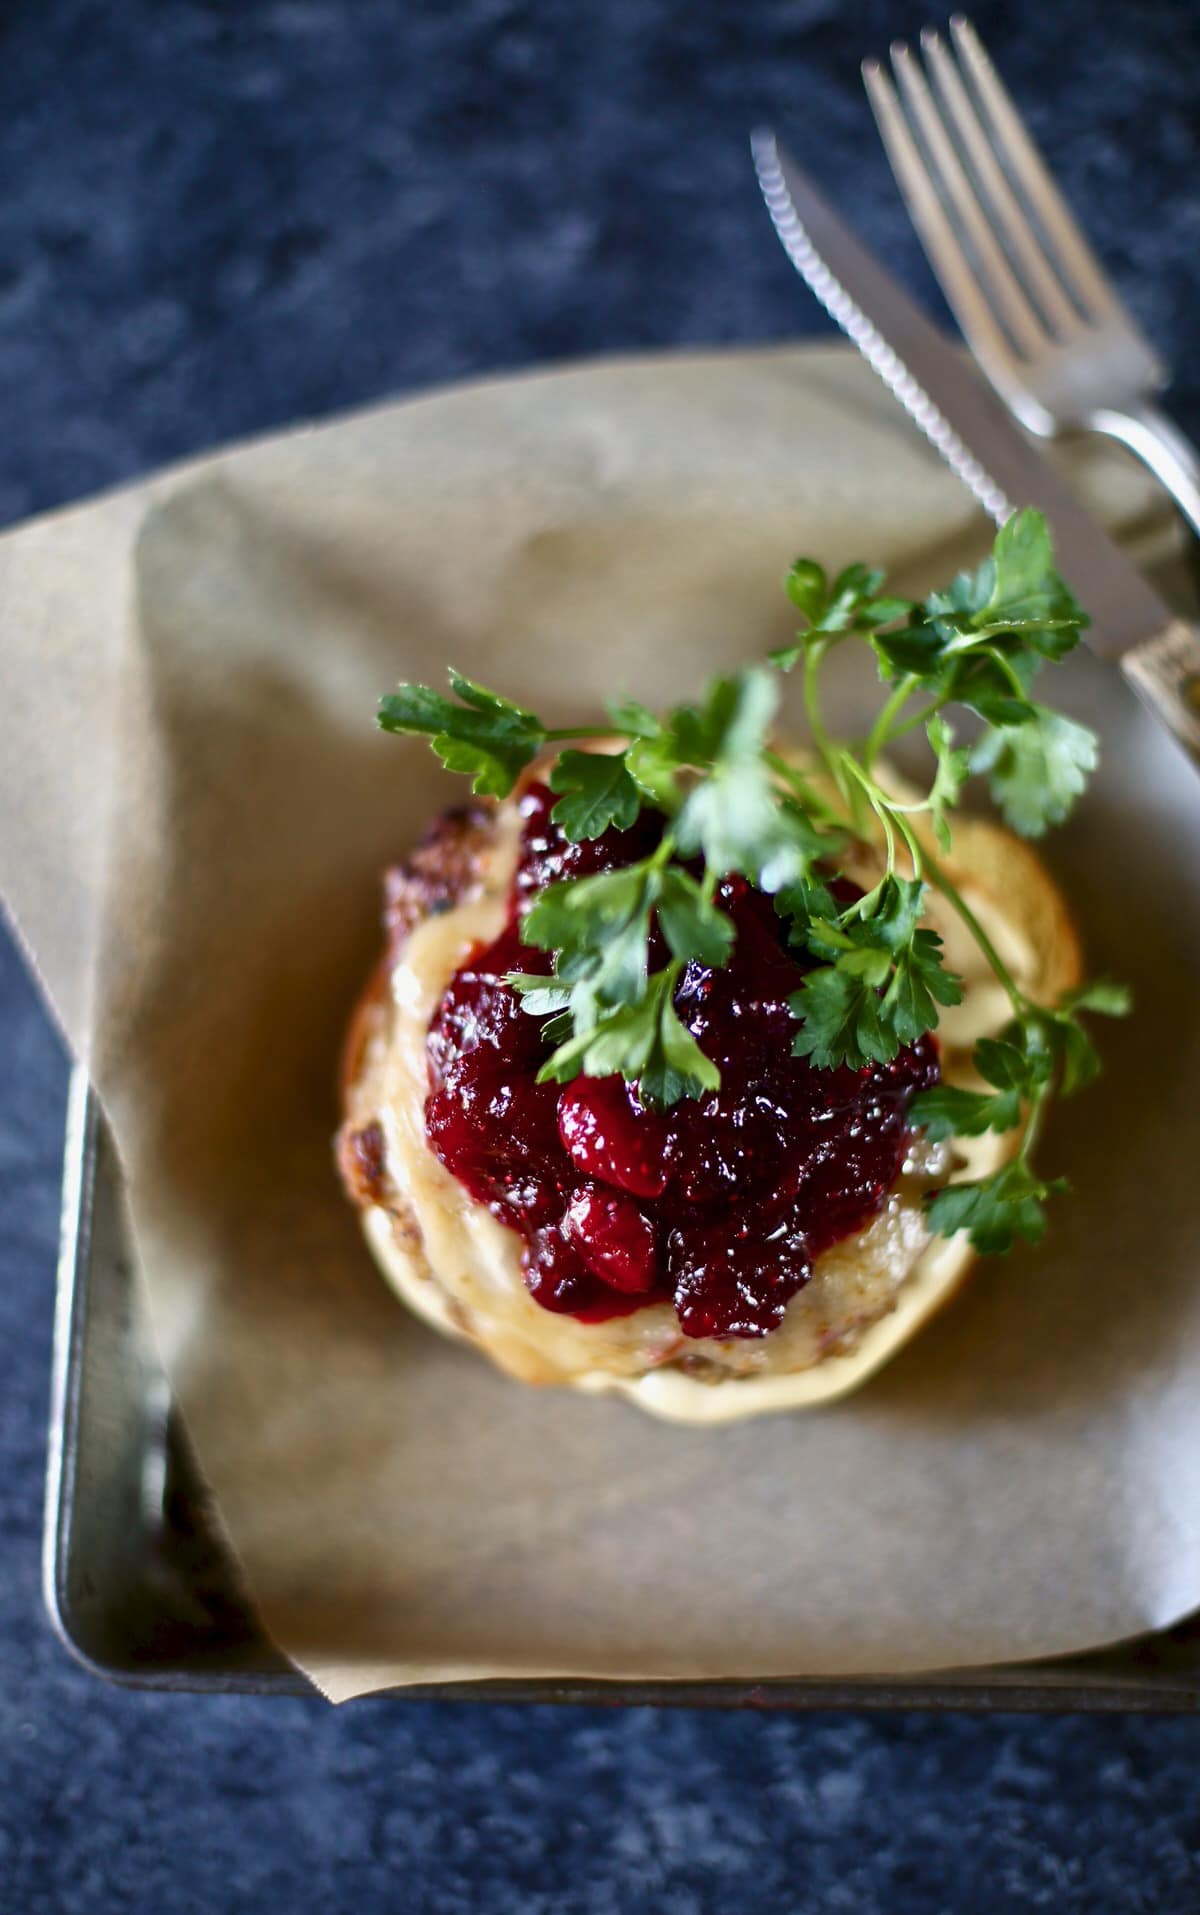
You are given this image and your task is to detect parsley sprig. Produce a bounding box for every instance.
[378,509,1127,1258]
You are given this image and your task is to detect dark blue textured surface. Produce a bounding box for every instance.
[2,2,1199,1907]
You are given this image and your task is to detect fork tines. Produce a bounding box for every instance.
[862,16,1131,368]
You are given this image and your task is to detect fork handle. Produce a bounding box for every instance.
[1121,619,1200,770]
[1086,400,1200,546]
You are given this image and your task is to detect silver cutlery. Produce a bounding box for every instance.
[862,15,1200,542]
[750,130,1200,768]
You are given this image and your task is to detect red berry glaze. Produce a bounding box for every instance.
[424,784,939,1339]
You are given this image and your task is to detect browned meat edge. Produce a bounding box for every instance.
[335,800,498,1211]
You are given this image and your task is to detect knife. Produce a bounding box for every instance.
[751,130,1200,771]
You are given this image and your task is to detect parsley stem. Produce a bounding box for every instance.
[543,725,626,741]
[841,756,897,874]
[874,808,898,880]
[841,756,925,878]
[864,675,918,771]
[986,648,1031,703]
[802,641,840,786]
[649,832,677,872]
[923,849,1026,1019]
[885,695,949,745]
[763,751,847,832]
[1016,1082,1050,1170]
[892,810,925,879]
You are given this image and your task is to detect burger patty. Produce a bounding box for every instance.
[334,795,962,1389]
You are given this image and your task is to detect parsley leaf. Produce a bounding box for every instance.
[639,983,722,1106]
[1014,980,1131,1096]
[970,707,1098,837]
[910,1029,1051,1141]
[672,668,827,891]
[772,561,914,668]
[864,874,925,951]
[782,558,829,624]
[975,1031,1055,1093]
[871,629,1044,727]
[882,929,964,1046]
[908,1082,1023,1142]
[507,974,571,1019]
[378,671,547,797]
[790,878,963,1068]
[916,983,1129,1251]
[606,696,660,737]
[521,862,650,965]
[774,874,843,946]
[926,714,970,850]
[528,865,661,1017]
[1064,979,1132,1018]
[926,1163,1069,1255]
[789,965,889,1071]
[676,759,816,893]
[969,507,1088,639]
[549,750,641,841]
[532,967,718,1104]
[871,511,1088,753]
[656,869,735,968]
[623,736,683,813]
[925,509,1086,652]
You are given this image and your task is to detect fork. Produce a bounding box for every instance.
[863,15,1200,542]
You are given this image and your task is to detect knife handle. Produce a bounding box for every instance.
[1121,620,1200,770]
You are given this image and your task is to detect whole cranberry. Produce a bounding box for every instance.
[564,1184,657,1293]
[521,1226,596,1315]
[557,1076,670,1199]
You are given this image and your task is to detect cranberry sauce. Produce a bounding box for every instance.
[424,785,938,1339]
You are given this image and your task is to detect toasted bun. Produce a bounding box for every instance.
[337,777,1081,1423]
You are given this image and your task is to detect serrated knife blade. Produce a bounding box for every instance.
[751,129,1200,769]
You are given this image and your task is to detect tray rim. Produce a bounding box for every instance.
[43,1067,1200,1710]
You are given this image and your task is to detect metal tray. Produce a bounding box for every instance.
[44,1066,1200,1708]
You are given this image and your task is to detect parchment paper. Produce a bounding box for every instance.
[3,346,1199,1704]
